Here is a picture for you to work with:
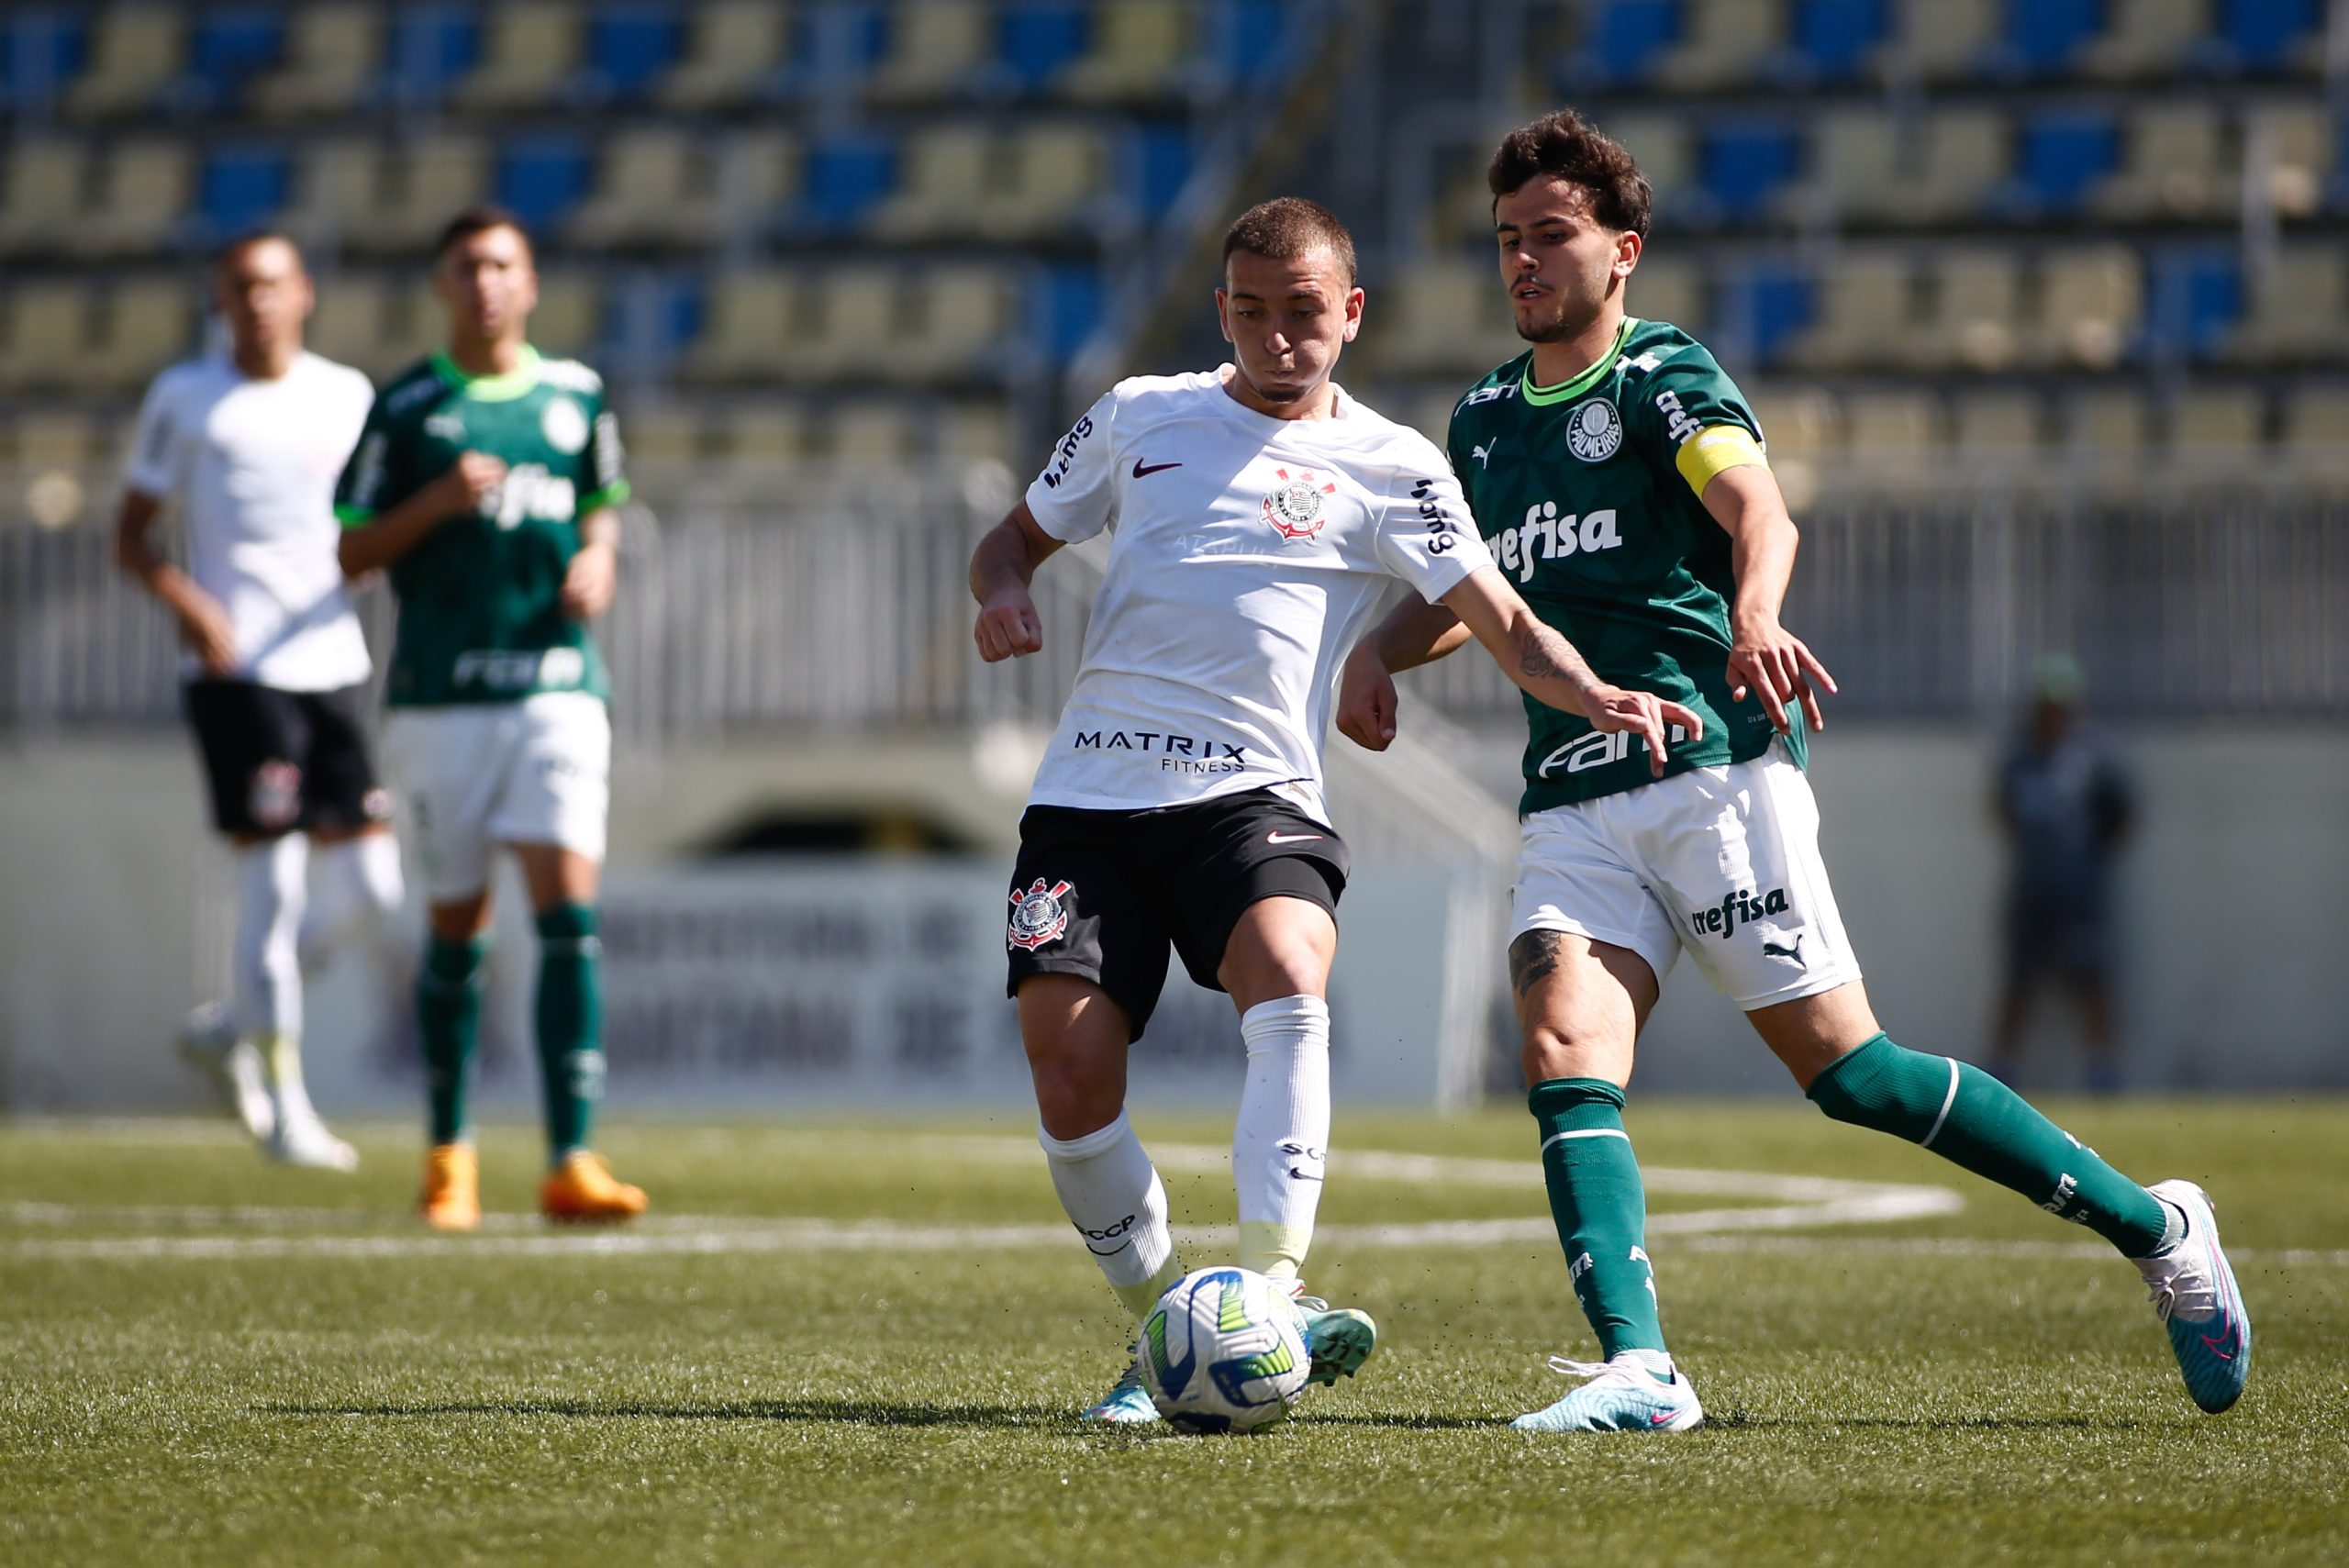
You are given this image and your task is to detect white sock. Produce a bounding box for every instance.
[1233,994,1331,1282]
[1041,1110,1183,1319]
[234,837,307,1043]
[301,833,411,990]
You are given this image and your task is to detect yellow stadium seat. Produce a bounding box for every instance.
[84,276,196,392]
[1595,114,1695,206]
[0,141,92,259]
[277,140,382,250]
[0,282,97,393]
[716,403,812,461]
[352,135,489,254]
[786,272,903,382]
[1748,387,1840,463]
[2078,0,2210,81]
[1951,391,2043,455]
[2067,387,2154,454]
[867,0,993,106]
[7,408,107,470]
[1842,392,1941,462]
[2222,249,2349,366]
[2027,249,2142,370]
[2257,104,2336,218]
[304,272,395,376]
[452,1,584,113]
[1885,107,2008,224]
[941,400,1016,464]
[866,128,993,241]
[893,269,1016,382]
[825,403,920,462]
[66,140,190,258]
[1652,0,1786,91]
[1876,0,1999,82]
[1775,106,1901,227]
[1781,254,1916,372]
[529,272,602,360]
[380,280,448,372]
[566,128,703,249]
[2089,104,2229,223]
[656,1,793,110]
[62,3,186,120]
[1060,1,1193,104]
[1626,254,1705,334]
[2279,388,2349,452]
[1909,253,2021,372]
[682,272,807,384]
[617,404,710,463]
[1368,257,1517,380]
[2170,387,2266,455]
[981,125,1111,240]
[252,3,383,117]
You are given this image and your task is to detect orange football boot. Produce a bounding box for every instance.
[538,1151,648,1223]
[419,1142,481,1231]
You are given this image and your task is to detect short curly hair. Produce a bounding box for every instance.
[1487,109,1653,240]
[1221,196,1357,287]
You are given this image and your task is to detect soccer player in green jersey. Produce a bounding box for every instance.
[1339,111,2248,1429]
[335,206,646,1229]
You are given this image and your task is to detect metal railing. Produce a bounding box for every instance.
[6,467,2346,738]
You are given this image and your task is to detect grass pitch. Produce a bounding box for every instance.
[4,1098,2345,1566]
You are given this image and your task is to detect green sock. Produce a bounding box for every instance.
[1806,1034,2170,1255]
[534,903,606,1162]
[417,936,485,1145]
[1529,1078,1667,1360]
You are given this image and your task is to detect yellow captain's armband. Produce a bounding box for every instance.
[1674,425,1768,495]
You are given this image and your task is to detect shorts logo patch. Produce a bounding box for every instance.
[1007,878,1075,951]
[1262,467,1338,541]
[1565,398,1622,462]
[249,760,302,830]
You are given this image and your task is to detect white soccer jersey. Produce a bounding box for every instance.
[1022,366,1495,820]
[124,350,376,691]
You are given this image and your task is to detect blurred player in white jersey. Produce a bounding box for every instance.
[116,230,409,1170]
[968,197,1701,1422]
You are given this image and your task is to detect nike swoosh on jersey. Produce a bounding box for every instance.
[1265,831,1323,844]
[1130,459,1183,478]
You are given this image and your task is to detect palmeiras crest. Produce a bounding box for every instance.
[1008,878,1074,951]
[1262,467,1339,540]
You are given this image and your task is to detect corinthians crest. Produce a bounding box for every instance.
[1007,877,1074,951]
[1262,467,1339,540]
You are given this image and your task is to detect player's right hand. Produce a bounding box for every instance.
[974,590,1044,662]
[1336,645,1398,751]
[1583,684,1706,776]
[178,595,239,676]
[431,451,507,520]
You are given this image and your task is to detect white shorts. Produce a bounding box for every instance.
[1509,740,1861,1011]
[383,692,610,900]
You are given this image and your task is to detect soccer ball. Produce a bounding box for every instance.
[1137,1266,1311,1433]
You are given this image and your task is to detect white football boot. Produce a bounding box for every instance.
[1511,1350,1705,1433]
[1080,1356,1160,1424]
[2132,1180,2251,1414]
[177,1002,275,1141]
[263,1111,360,1173]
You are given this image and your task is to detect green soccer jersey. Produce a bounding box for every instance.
[1446,316,1802,814]
[333,347,629,708]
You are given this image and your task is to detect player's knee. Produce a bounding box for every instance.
[1520,1022,1621,1087]
[1028,1055,1124,1141]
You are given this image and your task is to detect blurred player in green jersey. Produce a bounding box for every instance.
[1339,111,2247,1429]
[335,206,645,1229]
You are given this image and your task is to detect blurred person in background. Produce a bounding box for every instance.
[1987,654,2136,1093]
[334,206,643,1230]
[115,229,406,1172]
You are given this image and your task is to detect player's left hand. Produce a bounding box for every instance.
[1729,615,1837,734]
[562,539,618,620]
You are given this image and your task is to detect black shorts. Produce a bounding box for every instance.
[183,680,390,838]
[1003,786,1349,1040]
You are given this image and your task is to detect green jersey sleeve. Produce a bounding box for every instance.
[1631,339,1769,501]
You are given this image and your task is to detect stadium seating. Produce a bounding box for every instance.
[250,3,381,117]
[652,0,795,109]
[451,1,582,113]
[61,3,184,121]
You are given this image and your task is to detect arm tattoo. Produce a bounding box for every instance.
[1508,929,1566,1001]
[1518,625,1582,684]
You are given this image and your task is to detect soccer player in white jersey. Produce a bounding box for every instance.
[116,230,408,1170]
[1340,110,2249,1430]
[969,197,1704,1423]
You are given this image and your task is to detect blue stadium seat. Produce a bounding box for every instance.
[999,4,1089,91]
[1699,122,1798,223]
[1131,125,1192,217]
[388,6,480,101]
[2220,0,2320,70]
[2013,110,2119,209]
[495,136,594,228]
[1722,265,1810,366]
[1788,0,1885,80]
[1570,0,1680,85]
[2154,250,2243,360]
[1040,264,1103,357]
[1212,0,1293,83]
[799,134,897,230]
[0,12,90,113]
[1998,0,2099,73]
[198,147,290,237]
[584,5,684,99]
[190,8,284,106]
